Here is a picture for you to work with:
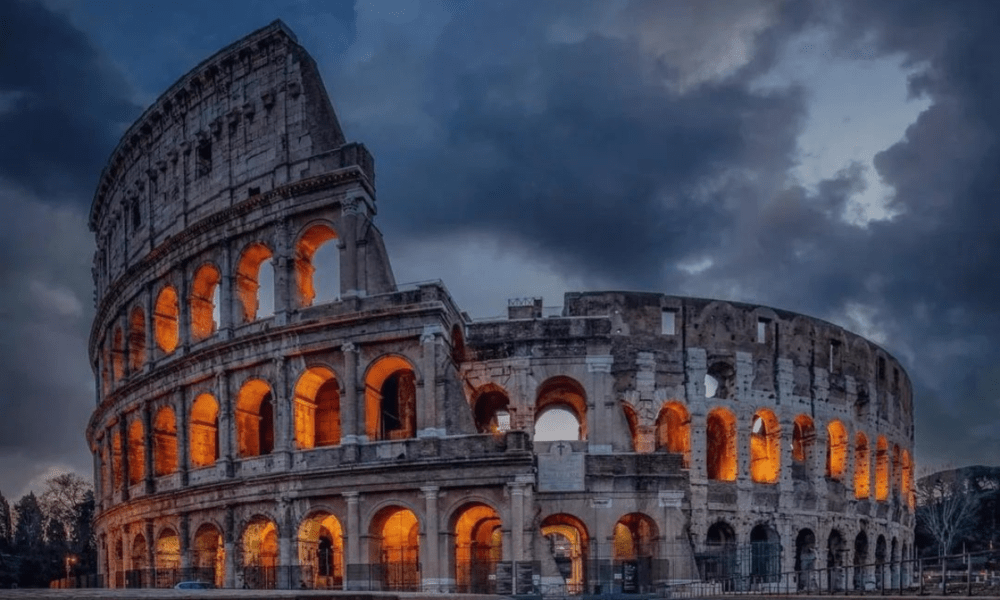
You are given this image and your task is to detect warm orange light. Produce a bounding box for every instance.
[154,286,179,353]
[237,242,273,322]
[127,419,144,486]
[901,450,914,510]
[875,435,889,502]
[294,367,340,449]
[193,523,226,588]
[613,513,657,561]
[295,224,337,307]
[111,428,123,489]
[298,512,344,586]
[540,514,589,593]
[155,529,181,571]
[826,420,848,479]
[792,414,815,463]
[854,432,870,498]
[364,356,417,441]
[190,264,221,341]
[112,326,125,381]
[128,306,146,372]
[236,379,274,457]
[656,401,691,467]
[242,518,278,569]
[454,504,501,591]
[153,406,178,477]
[190,394,219,467]
[750,409,780,483]
[371,507,419,590]
[707,408,737,481]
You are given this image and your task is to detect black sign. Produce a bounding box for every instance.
[622,560,639,594]
[495,562,513,595]
[516,561,535,595]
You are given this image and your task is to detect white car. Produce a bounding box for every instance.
[174,581,214,589]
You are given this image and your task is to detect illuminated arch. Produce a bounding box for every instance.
[892,444,901,496]
[294,367,341,449]
[365,356,417,441]
[826,420,848,479]
[875,435,890,501]
[131,531,147,572]
[295,223,339,307]
[623,403,640,451]
[128,306,146,372]
[236,379,275,457]
[656,401,691,467]
[190,263,221,341]
[613,513,658,562]
[152,406,177,477]
[298,511,344,589]
[792,414,816,464]
[471,384,511,434]
[241,516,279,589]
[111,428,123,490]
[190,394,219,467]
[540,514,589,595]
[154,285,179,353]
[452,503,502,593]
[901,450,914,509]
[750,409,780,483]
[112,326,125,381]
[236,242,274,322]
[706,408,737,481]
[154,528,180,581]
[854,432,870,499]
[370,506,420,591]
[127,419,144,486]
[535,376,587,441]
[192,522,225,588]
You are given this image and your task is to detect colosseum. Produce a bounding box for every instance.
[86,20,916,594]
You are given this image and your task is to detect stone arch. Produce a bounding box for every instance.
[792,414,816,466]
[241,515,279,589]
[826,420,848,479]
[704,520,737,581]
[369,505,420,591]
[855,432,870,499]
[828,529,847,591]
[190,263,221,341]
[853,531,869,590]
[295,222,339,307]
[750,408,780,483]
[364,355,418,441]
[535,376,588,441]
[128,305,146,372]
[623,403,640,450]
[127,419,144,486]
[750,523,781,583]
[298,510,345,589]
[152,406,177,477]
[471,384,511,434]
[154,527,180,584]
[706,407,737,481]
[111,427,124,490]
[294,366,341,449]
[154,284,179,353]
[190,393,219,467]
[236,379,275,457]
[901,450,914,509]
[795,529,817,591]
[131,530,148,574]
[192,521,225,588]
[613,512,658,561]
[451,502,502,593]
[540,513,590,595]
[236,241,275,323]
[705,361,735,399]
[875,535,888,589]
[876,435,890,501]
[655,401,691,467]
[112,325,125,381]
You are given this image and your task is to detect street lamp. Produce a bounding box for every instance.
[64,555,76,586]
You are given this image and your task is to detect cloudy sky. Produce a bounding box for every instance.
[2,0,999,499]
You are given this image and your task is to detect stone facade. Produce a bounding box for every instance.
[86,21,915,593]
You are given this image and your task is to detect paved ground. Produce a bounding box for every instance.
[0,591,505,600]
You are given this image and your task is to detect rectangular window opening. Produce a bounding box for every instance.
[131,200,141,230]
[829,340,842,373]
[661,310,676,335]
[757,319,768,343]
[877,356,886,380]
[196,141,212,178]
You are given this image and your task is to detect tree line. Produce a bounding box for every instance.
[0,473,95,588]
[916,465,1000,557]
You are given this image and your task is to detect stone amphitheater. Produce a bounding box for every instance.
[86,20,916,594]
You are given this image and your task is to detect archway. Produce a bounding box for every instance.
[241,517,279,589]
[655,401,690,467]
[453,503,502,593]
[853,531,869,591]
[294,367,341,449]
[236,379,274,457]
[535,377,587,441]
[298,512,344,589]
[129,306,146,371]
[706,408,737,481]
[613,513,658,593]
[192,523,225,588]
[153,407,177,476]
[112,326,125,380]
[236,242,274,322]
[875,535,887,590]
[472,386,511,434]
[127,419,144,486]
[750,409,780,483]
[365,356,417,441]
[794,529,816,591]
[750,524,781,583]
[855,433,870,498]
[190,394,219,467]
[295,223,339,307]
[190,263,221,341]
[129,532,147,588]
[154,529,180,587]
[154,285,179,353]
[704,521,737,583]
[827,529,847,591]
[540,514,589,595]
[876,436,890,501]
[792,415,816,478]
[370,506,420,591]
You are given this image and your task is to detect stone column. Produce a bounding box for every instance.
[118,417,130,501]
[179,263,192,351]
[344,492,361,589]
[224,506,237,588]
[176,387,189,486]
[273,219,291,325]
[179,512,191,575]
[273,356,291,469]
[143,403,154,494]
[218,243,234,339]
[340,196,361,297]
[340,343,359,443]
[143,286,154,368]
[277,498,293,589]
[586,355,614,451]
[216,370,234,477]
[92,445,102,507]
[421,486,440,591]
[145,519,155,582]
[509,482,525,563]
[419,327,442,437]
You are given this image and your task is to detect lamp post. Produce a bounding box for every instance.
[64,555,76,587]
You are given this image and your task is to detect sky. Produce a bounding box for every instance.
[1,0,999,499]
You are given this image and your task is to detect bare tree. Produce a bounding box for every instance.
[915,469,982,557]
[39,473,91,541]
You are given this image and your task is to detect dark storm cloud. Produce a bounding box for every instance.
[0,0,140,203]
